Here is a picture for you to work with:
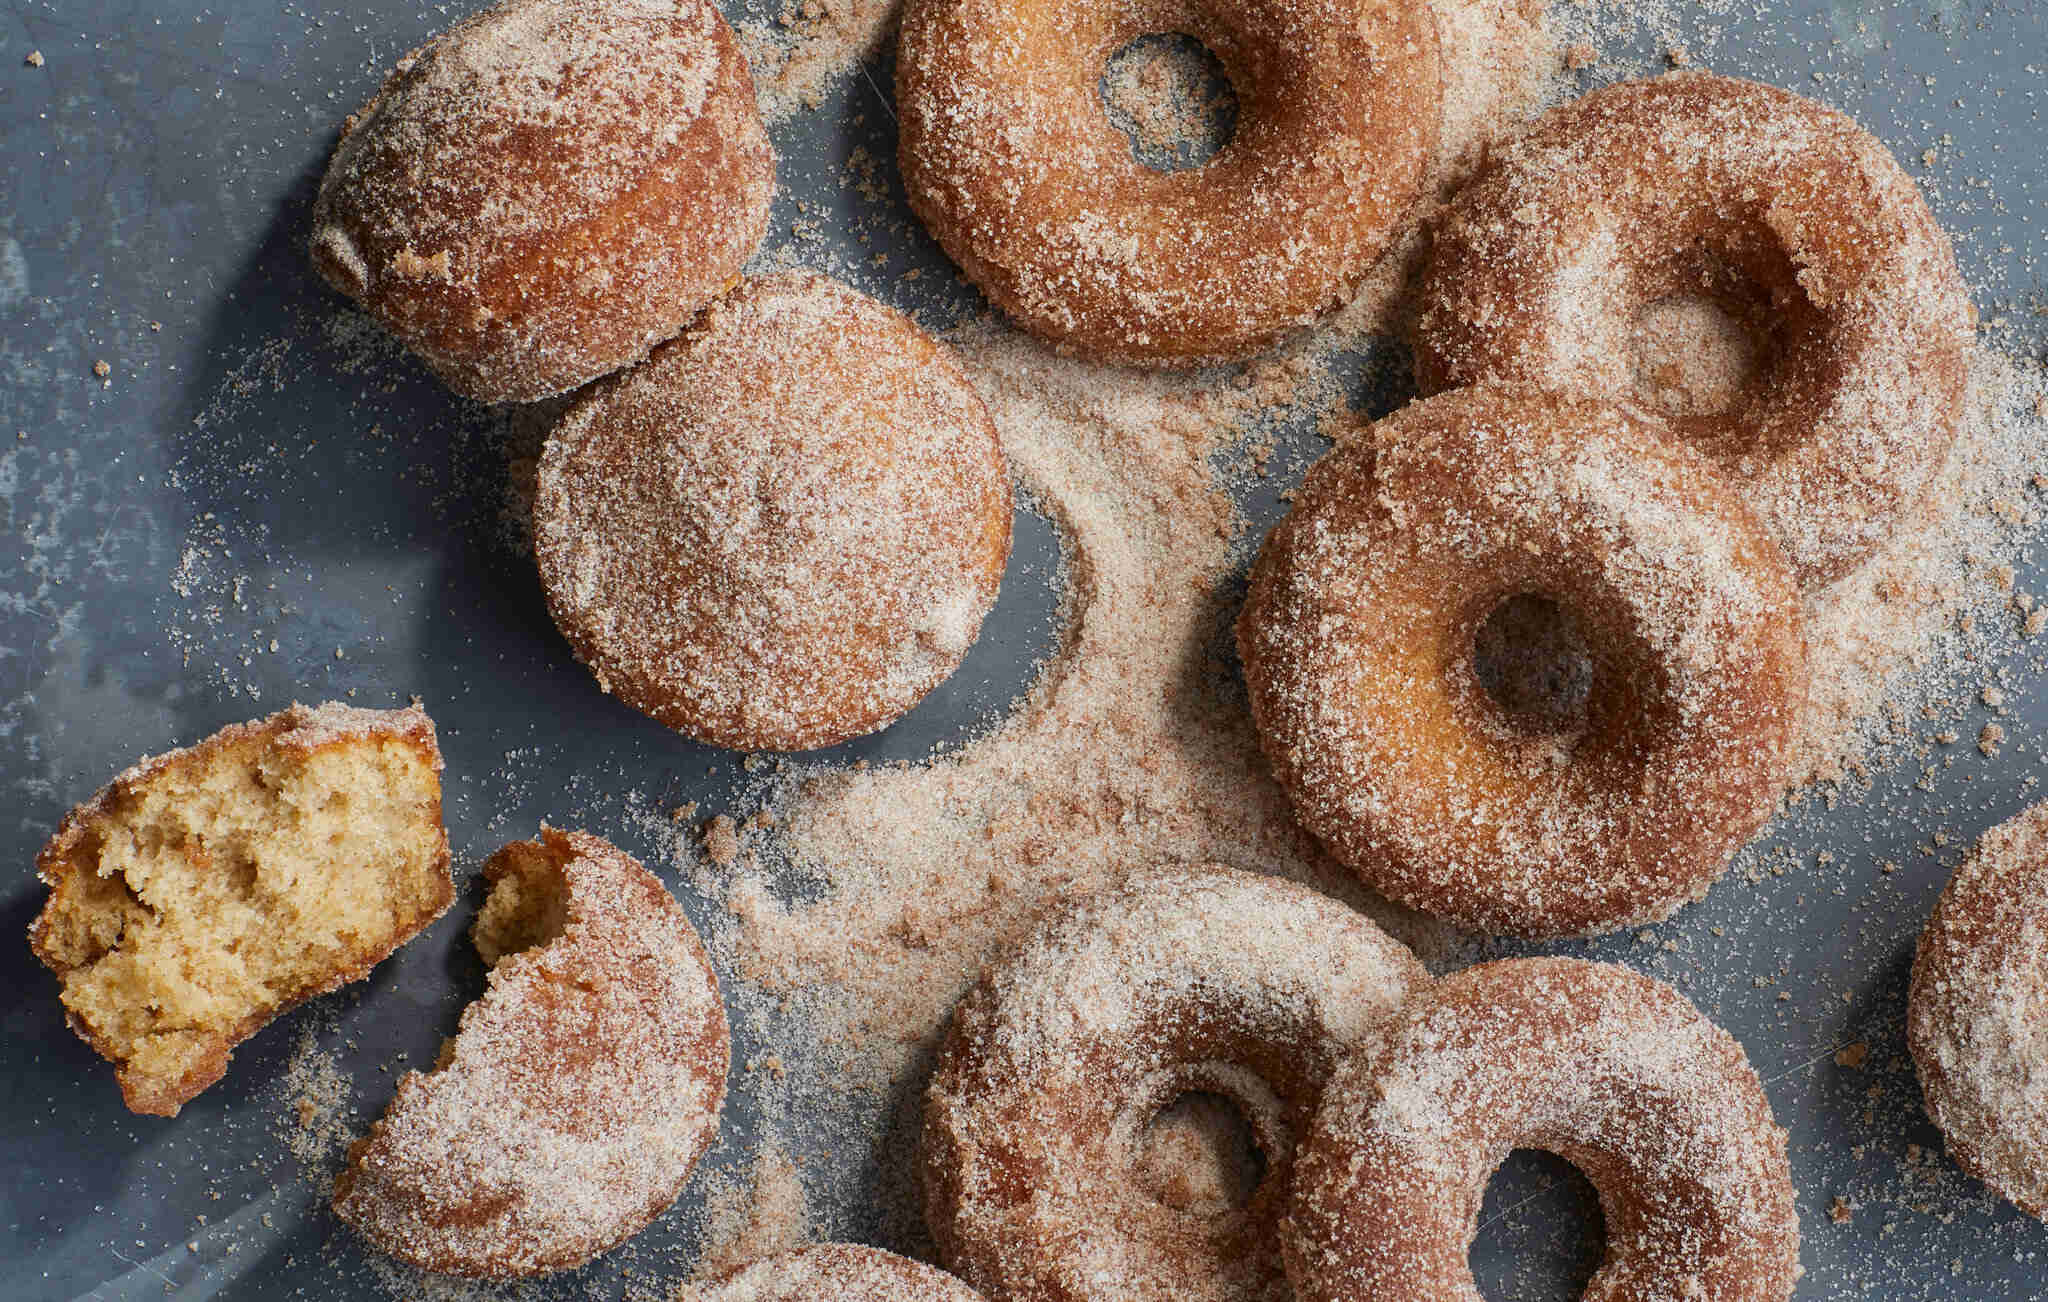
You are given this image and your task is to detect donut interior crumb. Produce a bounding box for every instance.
[32,711,447,1114]
[471,839,572,966]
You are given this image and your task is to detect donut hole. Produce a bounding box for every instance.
[1132,1089,1268,1214]
[1100,33,1240,172]
[1629,294,1765,417]
[1469,1149,1608,1301]
[1627,236,1810,435]
[1472,595,1594,735]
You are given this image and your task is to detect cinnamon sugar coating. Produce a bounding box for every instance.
[1414,72,1972,587]
[333,828,729,1278]
[920,864,1429,1302]
[1284,958,1799,1302]
[309,0,774,404]
[1237,387,1808,938]
[896,0,1442,366]
[1907,804,2048,1217]
[534,272,1013,753]
[679,1244,989,1300]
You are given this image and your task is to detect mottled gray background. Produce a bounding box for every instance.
[2,0,2045,1299]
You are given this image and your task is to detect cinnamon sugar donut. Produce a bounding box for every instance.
[680,1244,989,1301]
[1908,803,2048,1216]
[1236,387,1806,938]
[534,271,1012,752]
[1284,958,1800,1302]
[1414,72,1972,586]
[310,0,774,404]
[333,828,729,1278]
[920,864,1429,1302]
[896,0,1441,366]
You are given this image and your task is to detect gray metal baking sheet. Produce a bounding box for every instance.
[3,0,2046,1299]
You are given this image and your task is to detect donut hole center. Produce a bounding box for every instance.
[1470,1149,1608,1301]
[1473,595,1594,735]
[1133,1090,1267,1214]
[1628,238,1805,432]
[1630,294,1765,417]
[1100,33,1240,172]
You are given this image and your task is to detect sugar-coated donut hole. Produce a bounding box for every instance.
[1113,1059,1290,1222]
[1132,1090,1268,1214]
[1099,32,1240,172]
[1624,230,1819,459]
[1470,1150,1609,1301]
[1471,594,1595,735]
[1630,294,1764,416]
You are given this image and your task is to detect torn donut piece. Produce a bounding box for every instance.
[333,827,729,1278]
[29,702,452,1117]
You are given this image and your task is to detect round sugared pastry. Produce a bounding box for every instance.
[1284,958,1800,1302]
[332,828,729,1278]
[1414,72,1972,587]
[309,0,774,404]
[534,271,1013,753]
[1908,803,2048,1217]
[920,864,1429,1302]
[679,1245,989,1301]
[896,0,1442,366]
[1236,386,1806,938]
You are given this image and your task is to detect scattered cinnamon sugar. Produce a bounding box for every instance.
[733,0,899,120]
[710,323,1463,1090]
[273,1028,356,1178]
[688,1143,811,1281]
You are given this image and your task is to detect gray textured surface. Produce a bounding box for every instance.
[1,1,2045,1299]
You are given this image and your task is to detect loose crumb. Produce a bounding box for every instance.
[703,814,739,867]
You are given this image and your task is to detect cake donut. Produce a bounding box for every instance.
[29,703,450,1116]
[534,271,1013,753]
[310,0,774,404]
[896,0,1442,366]
[1284,958,1800,1302]
[333,828,729,1277]
[920,864,1429,1302]
[1414,72,1972,587]
[1907,803,2048,1216]
[1236,387,1806,938]
[678,1244,989,1301]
